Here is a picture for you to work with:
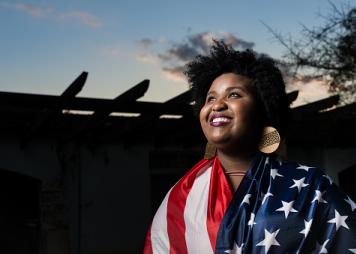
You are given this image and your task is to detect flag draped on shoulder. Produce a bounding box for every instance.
[144,153,356,253]
[144,157,232,254]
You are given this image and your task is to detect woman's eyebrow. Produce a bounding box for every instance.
[207,85,249,96]
[225,86,248,92]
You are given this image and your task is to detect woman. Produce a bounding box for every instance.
[144,41,356,253]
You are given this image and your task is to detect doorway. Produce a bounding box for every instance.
[0,169,40,254]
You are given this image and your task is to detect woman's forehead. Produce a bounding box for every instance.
[208,73,253,93]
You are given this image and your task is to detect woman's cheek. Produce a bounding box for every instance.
[199,105,209,123]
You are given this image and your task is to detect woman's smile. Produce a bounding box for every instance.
[209,113,232,126]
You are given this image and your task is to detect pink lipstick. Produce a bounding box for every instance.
[209,114,232,127]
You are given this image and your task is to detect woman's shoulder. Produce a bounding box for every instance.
[274,158,332,184]
[273,158,355,212]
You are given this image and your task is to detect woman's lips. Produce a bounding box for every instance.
[209,115,232,127]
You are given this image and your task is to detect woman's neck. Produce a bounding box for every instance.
[217,148,257,173]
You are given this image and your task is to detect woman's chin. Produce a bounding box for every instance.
[208,138,234,149]
[209,138,257,154]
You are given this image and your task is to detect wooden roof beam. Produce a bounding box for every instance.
[113,79,149,102]
[92,79,149,117]
[293,95,340,114]
[287,91,299,105]
[21,72,88,145]
[61,71,88,98]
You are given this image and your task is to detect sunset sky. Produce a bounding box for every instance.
[0,0,349,105]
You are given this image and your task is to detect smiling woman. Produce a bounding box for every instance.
[200,74,260,161]
[143,41,356,254]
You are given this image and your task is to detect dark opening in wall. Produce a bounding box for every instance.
[339,165,356,200]
[0,169,41,254]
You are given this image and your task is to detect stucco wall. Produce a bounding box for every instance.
[0,134,151,254]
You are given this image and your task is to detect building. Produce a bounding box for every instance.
[0,72,355,253]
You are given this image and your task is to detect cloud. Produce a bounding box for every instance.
[159,31,255,64]
[287,77,331,107]
[138,38,154,48]
[59,11,102,28]
[165,43,200,62]
[162,66,186,82]
[219,31,255,50]
[137,31,256,82]
[104,46,122,58]
[1,2,101,28]
[136,53,160,64]
[14,3,52,17]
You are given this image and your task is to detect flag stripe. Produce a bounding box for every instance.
[206,158,233,250]
[167,159,211,254]
[184,166,214,254]
[150,188,172,254]
[143,224,153,254]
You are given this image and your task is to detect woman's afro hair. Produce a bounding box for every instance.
[184,40,290,138]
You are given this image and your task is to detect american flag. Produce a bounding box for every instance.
[144,153,356,253]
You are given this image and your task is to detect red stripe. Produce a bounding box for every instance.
[206,157,233,251]
[143,224,153,254]
[167,159,211,254]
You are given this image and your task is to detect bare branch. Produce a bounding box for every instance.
[264,2,355,103]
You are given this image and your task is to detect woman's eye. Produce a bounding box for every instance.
[206,96,215,102]
[229,92,241,98]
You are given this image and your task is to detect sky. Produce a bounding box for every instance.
[0,0,351,106]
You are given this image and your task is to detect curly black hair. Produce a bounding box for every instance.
[184,40,290,138]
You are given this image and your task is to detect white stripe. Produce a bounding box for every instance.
[151,188,172,254]
[184,166,214,254]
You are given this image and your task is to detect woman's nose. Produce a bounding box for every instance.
[212,98,227,111]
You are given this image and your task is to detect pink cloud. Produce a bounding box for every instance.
[14,3,52,17]
[287,77,331,107]
[162,67,186,82]
[60,11,102,28]
[1,2,102,28]
[136,53,160,64]
[137,31,255,84]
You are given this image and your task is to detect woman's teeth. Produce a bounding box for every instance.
[212,117,231,123]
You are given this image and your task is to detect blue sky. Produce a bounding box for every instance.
[0,0,350,103]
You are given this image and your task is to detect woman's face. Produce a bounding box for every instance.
[199,73,261,151]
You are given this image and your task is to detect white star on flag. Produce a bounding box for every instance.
[256,228,280,253]
[345,196,356,212]
[328,209,349,231]
[276,157,283,165]
[312,239,329,254]
[265,157,270,165]
[241,194,252,205]
[224,242,243,254]
[311,190,327,204]
[323,175,333,185]
[276,200,298,219]
[248,213,257,227]
[262,192,273,205]
[289,177,309,192]
[270,168,283,179]
[349,248,356,253]
[296,164,314,172]
[299,219,313,238]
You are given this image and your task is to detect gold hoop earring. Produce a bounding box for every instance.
[204,142,216,159]
[258,126,281,154]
